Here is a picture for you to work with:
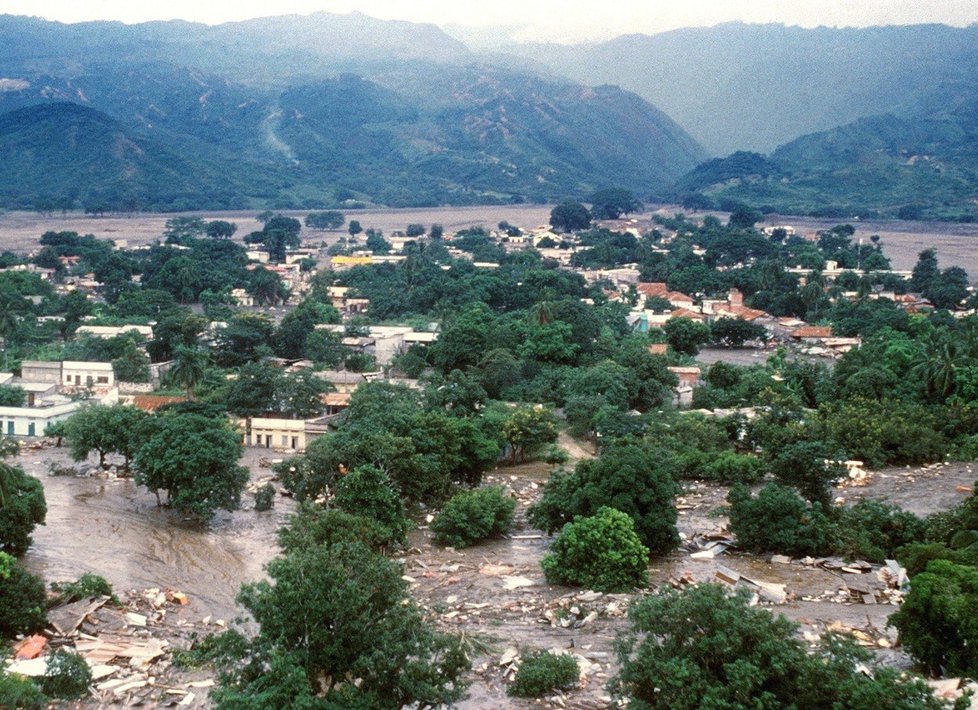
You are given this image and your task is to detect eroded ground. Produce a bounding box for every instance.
[9,441,978,707]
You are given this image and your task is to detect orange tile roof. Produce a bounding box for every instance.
[637,282,668,297]
[132,395,186,412]
[791,326,833,338]
[670,308,707,321]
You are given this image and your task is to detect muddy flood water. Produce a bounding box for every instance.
[20,447,291,621]
[12,438,978,707]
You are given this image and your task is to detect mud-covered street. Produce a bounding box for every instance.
[13,440,977,707]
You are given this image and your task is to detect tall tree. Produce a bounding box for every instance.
[134,412,248,519]
[170,346,209,400]
[549,201,591,233]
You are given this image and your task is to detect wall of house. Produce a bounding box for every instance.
[62,362,115,388]
[0,401,82,436]
[20,361,62,385]
[242,417,307,452]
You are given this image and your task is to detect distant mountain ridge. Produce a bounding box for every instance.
[0,13,706,211]
[507,22,978,156]
[674,87,978,220]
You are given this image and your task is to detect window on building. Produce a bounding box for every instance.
[97,376,108,384]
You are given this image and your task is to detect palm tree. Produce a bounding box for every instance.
[170,346,208,401]
[911,331,960,402]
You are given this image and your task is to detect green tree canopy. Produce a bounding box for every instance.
[590,187,642,220]
[549,201,591,233]
[611,584,959,709]
[0,461,46,557]
[529,441,679,554]
[304,211,344,231]
[134,412,248,520]
[215,541,469,707]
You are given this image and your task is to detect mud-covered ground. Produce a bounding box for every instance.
[405,459,977,708]
[11,440,977,708]
[1,208,976,281]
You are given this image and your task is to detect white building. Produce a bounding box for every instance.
[76,325,153,340]
[0,400,83,437]
[62,361,115,389]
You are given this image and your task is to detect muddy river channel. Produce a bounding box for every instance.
[13,440,978,707]
[20,447,290,621]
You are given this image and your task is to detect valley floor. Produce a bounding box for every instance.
[14,439,976,708]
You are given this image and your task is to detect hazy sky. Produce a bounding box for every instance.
[7,0,978,42]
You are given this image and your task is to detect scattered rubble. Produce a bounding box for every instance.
[2,587,218,707]
[685,529,734,559]
[714,564,788,604]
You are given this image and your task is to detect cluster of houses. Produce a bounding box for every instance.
[5,213,970,455]
[0,360,118,436]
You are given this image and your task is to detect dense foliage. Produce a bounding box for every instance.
[890,560,978,678]
[0,462,47,557]
[211,538,469,708]
[278,382,501,505]
[333,465,411,548]
[41,650,93,700]
[133,411,249,520]
[0,551,46,638]
[611,584,966,709]
[430,486,515,548]
[529,443,679,554]
[508,650,580,698]
[540,507,650,592]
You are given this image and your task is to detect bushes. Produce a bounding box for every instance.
[890,560,978,677]
[541,507,649,592]
[0,463,47,556]
[730,485,929,563]
[508,650,579,698]
[278,505,397,554]
[253,483,275,512]
[897,542,978,577]
[529,443,678,554]
[335,465,410,547]
[0,552,46,639]
[836,500,927,563]
[611,584,959,709]
[769,440,845,506]
[41,650,92,699]
[50,573,118,605]
[728,484,837,557]
[700,451,763,483]
[431,486,515,548]
[0,672,47,709]
[815,398,948,469]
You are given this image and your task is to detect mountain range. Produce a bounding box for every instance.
[0,13,705,211]
[0,13,976,217]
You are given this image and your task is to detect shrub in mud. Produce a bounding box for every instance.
[430,485,515,548]
[508,650,579,697]
[41,650,92,699]
[541,507,648,592]
[50,573,118,605]
[0,672,46,710]
[0,552,46,639]
[728,483,838,557]
[253,483,275,512]
[836,499,927,563]
[890,560,978,678]
[612,583,960,709]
